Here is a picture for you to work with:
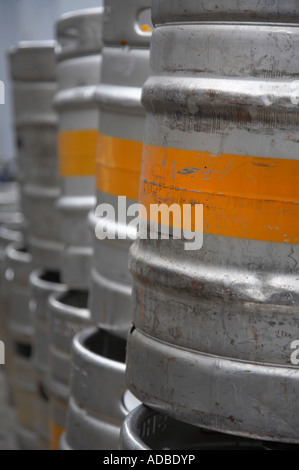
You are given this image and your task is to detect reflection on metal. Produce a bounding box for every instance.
[120,405,266,450]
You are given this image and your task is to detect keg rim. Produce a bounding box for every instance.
[72,327,126,371]
[9,40,56,55]
[56,7,104,24]
[48,289,90,318]
[29,268,67,292]
[4,241,32,264]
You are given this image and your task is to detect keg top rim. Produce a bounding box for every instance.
[5,241,32,263]
[29,268,67,292]
[55,7,104,61]
[151,0,299,25]
[10,40,56,55]
[73,327,127,369]
[56,7,104,25]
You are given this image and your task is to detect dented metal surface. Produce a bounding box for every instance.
[60,327,140,450]
[55,9,103,289]
[88,0,151,338]
[126,0,299,442]
[9,42,62,269]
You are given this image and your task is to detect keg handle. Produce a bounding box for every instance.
[135,7,153,36]
[104,1,152,44]
[56,26,80,56]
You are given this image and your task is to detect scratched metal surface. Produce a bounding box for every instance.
[126,0,299,442]
[120,405,268,450]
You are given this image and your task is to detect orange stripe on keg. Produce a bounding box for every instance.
[140,144,299,244]
[50,420,64,450]
[96,133,143,199]
[58,129,98,177]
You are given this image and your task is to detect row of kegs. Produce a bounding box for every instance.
[0,0,298,450]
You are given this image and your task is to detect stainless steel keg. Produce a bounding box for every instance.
[55,8,103,289]
[4,242,37,449]
[0,225,23,343]
[88,0,151,338]
[29,269,67,449]
[59,327,140,450]
[9,42,62,268]
[47,290,91,449]
[126,0,299,443]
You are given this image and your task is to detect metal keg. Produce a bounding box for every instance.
[29,269,67,449]
[120,405,268,450]
[88,0,151,338]
[4,242,37,449]
[54,8,103,289]
[9,42,62,268]
[59,327,140,450]
[126,0,299,443]
[0,225,23,345]
[48,289,91,449]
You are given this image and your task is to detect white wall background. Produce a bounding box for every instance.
[0,0,103,176]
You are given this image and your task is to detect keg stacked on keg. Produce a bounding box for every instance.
[0,185,23,418]
[123,0,299,448]
[0,183,23,345]
[48,8,104,450]
[3,0,299,452]
[59,0,151,450]
[6,42,62,450]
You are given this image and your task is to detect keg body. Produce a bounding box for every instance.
[55,8,103,289]
[89,0,151,338]
[4,242,37,449]
[0,225,23,343]
[9,42,62,268]
[126,0,299,443]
